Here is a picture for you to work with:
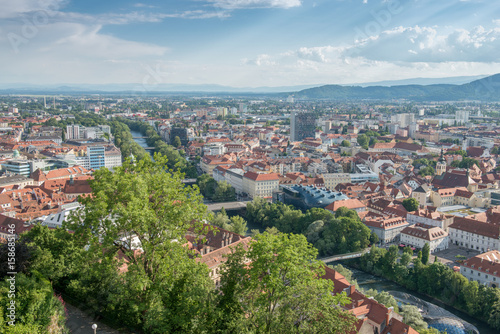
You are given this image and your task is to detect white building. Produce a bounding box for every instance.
[363,216,409,245]
[104,146,123,170]
[455,109,470,124]
[224,168,245,196]
[460,250,500,288]
[242,171,280,199]
[400,223,449,253]
[448,217,500,252]
[33,202,82,229]
[66,125,80,140]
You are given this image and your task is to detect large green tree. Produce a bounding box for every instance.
[66,155,214,332]
[217,232,356,333]
[213,181,236,202]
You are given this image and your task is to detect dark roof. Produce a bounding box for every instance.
[449,217,500,239]
[432,171,475,189]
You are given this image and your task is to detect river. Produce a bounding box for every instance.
[341,265,496,334]
[130,130,154,159]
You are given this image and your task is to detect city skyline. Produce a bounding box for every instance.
[1,0,500,87]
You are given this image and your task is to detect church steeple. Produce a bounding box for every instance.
[436,148,447,176]
[439,148,445,162]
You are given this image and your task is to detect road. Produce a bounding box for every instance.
[65,303,126,334]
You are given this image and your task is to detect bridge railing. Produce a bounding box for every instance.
[319,247,371,263]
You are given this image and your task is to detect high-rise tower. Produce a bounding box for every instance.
[290,111,316,142]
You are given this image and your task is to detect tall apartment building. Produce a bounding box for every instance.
[87,146,105,170]
[456,109,470,124]
[66,125,80,140]
[290,111,316,141]
[398,113,415,128]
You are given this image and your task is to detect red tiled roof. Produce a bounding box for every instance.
[243,171,280,181]
[325,198,365,212]
[462,250,500,277]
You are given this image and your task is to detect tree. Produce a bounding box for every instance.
[213,181,236,202]
[489,300,500,329]
[218,232,357,333]
[66,155,213,331]
[173,135,182,148]
[229,215,248,236]
[69,154,209,282]
[402,198,419,212]
[0,273,67,333]
[400,252,412,267]
[197,174,217,200]
[365,289,399,313]
[0,239,34,278]
[357,134,369,149]
[422,243,430,265]
[400,305,428,331]
[419,166,435,176]
[369,231,379,245]
[341,140,350,147]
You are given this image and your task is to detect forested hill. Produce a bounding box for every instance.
[293,73,500,101]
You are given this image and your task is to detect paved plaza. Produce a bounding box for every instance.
[433,244,480,268]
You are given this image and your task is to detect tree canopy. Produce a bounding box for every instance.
[217,232,357,333]
[402,198,419,212]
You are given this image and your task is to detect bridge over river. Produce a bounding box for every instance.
[319,248,371,263]
[206,201,251,212]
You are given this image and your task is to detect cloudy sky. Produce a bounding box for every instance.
[1,0,500,87]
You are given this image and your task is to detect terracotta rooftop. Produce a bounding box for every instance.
[462,250,500,277]
[243,171,280,181]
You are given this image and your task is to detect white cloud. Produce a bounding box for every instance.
[207,0,302,9]
[0,21,168,84]
[0,0,65,19]
[351,25,500,62]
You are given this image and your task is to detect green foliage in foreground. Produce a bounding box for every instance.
[0,272,67,334]
[216,232,357,333]
[16,156,355,333]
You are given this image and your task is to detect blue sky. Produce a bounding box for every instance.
[1,0,500,87]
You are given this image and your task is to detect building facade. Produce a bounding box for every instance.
[290,111,316,142]
[400,224,449,253]
[87,146,105,170]
[449,217,500,252]
[363,216,409,244]
[460,250,500,288]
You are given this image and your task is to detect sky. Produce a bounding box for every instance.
[1,0,500,88]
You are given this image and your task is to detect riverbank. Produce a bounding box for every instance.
[343,263,497,334]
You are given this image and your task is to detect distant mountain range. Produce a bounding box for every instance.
[0,83,319,94]
[1,74,500,101]
[292,74,500,101]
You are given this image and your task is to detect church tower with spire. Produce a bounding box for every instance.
[436,149,446,176]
